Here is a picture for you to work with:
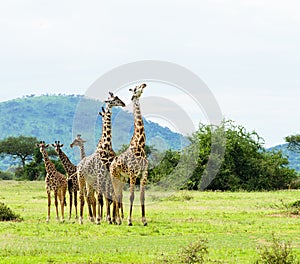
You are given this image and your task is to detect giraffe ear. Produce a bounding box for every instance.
[60,144,64,147]
[36,143,40,147]
[51,144,55,147]
[45,144,49,148]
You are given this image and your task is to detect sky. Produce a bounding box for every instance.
[0,0,299,147]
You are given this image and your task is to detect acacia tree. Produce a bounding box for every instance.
[0,136,38,169]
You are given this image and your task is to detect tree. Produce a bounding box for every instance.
[285,134,300,152]
[148,149,180,184]
[177,120,297,191]
[0,136,38,169]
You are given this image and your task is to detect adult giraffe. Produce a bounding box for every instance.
[52,140,79,220]
[76,93,125,224]
[36,141,67,222]
[110,83,148,226]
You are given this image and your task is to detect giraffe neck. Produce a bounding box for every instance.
[79,144,86,160]
[57,148,76,175]
[41,150,56,175]
[97,109,113,153]
[130,98,146,149]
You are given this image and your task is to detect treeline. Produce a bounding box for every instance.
[0,120,299,191]
[148,120,298,191]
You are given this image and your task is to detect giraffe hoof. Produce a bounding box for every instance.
[128,222,133,226]
[143,222,148,226]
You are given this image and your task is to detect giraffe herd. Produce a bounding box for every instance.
[37,83,148,226]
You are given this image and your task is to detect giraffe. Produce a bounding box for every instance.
[36,141,67,222]
[110,83,148,226]
[52,140,80,220]
[76,93,125,224]
[69,135,100,222]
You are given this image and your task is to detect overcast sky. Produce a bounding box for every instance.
[0,0,299,147]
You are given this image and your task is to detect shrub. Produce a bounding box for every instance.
[0,170,14,180]
[0,202,23,221]
[179,238,209,264]
[255,234,298,264]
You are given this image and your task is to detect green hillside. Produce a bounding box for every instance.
[268,144,300,172]
[0,94,188,169]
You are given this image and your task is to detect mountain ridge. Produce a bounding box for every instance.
[0,94,188,169]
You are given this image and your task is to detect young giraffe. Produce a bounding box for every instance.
[36,141,67,223]
[70,135,100,222]
[76,93,125,224]
[52,140,80,220]
[110,83,148,226]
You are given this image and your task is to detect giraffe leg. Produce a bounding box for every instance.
[54,191,59,221]
[120,193,124,220]
[105,185,113,224]
[96,192,103,224]
[140,170,148,226]
[87,186,96,223]
[69,189,73,220]
[111,174,123,225]
[60,188,66,222]
[78,174,85,224]
[112,198,116,224]
[46,190,51,223]
[74,190,78,220]
[105,197,112,224]
[128,176,136,226]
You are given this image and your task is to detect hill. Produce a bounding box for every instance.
[267,144,300,172]
[0,94,188,169]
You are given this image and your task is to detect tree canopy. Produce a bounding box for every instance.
[0,136,38,169]
[285,134,300,152]
[148,121,298,191]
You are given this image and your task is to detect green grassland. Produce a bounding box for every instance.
[0,180,299,263]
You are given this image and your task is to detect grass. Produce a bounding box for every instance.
[0,180,299,263]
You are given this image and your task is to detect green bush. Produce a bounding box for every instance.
[255,234,299,264]
[0,202,23,221]
[178,238,209,264]
[0,170,14,180]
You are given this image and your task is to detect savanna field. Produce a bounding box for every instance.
[0,181,299,263]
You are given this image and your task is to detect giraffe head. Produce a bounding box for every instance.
[36,141,49,152]
[129,83,146,101]
[52,141,64,153]
[104,92,125,109]
[70,134,87,148]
